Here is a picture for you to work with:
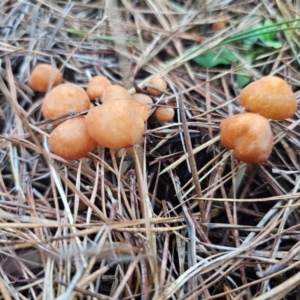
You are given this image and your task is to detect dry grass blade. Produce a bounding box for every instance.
[159,135,220,175]
[177,88,205,226]
[252,271,300,300]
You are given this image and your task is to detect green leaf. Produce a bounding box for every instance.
[257,20,282,49]
[193,48,238,68]
[259,20,276,40]
[242,20,282,50]
[236,74,251,88]
[243,35,258,50]
[262,39,282,48]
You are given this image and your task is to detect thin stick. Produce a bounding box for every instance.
[177,89,205,225]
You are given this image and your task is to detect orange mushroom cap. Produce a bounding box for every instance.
[154,106,175,122]
[101,85,131,103]
[41,83,90,119]
[85,99,145,149]
[86,75,112,100]
[220,113,273,164]
[49,116,97,160]
[212,21,227,30]
[29,64,63,92]
[239,76,297,120]
[130,99,149,121]
[132,93,153,111]
[147,76,168,96]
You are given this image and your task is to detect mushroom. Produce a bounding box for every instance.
[130,99,149,121]
[85,98,145,149]
[29,64,63,92]
[147,76,168,96]
[212,21,227,30]
[101,86,149,120]
[41,83,90,119]
[154,105,175,122]
[132,93,153,111]
[86,75,112,100]
[101,85,131,103]
[48,116,97,160]
[239,76,297,120]
[220,113,273,164]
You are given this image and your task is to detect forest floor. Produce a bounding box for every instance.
[1,1,300,299]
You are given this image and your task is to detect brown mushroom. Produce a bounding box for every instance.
[41,83,90,119]
[147,76,167,96]
[29,64,63,92]
[239,76,297,120]
[220,113,273,164]
[101,85,131,103]
[154,106,175,122]
[85,98,145,149]
[132,93,153,111]
[86,75,112,100]
[48,116,97,160]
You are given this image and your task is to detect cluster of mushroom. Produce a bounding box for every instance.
[220,76,297,164]
[29,64,173,160]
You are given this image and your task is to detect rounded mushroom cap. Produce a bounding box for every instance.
[147,76,167,96]
[239,76,297,120]
[154,106,175,122]
[49,116,97,160]
[212,21,227,30]
[132,93,153,111]
[41,83,90,119]
[101,85,131,103]
[220,113,273,164]
[86,75,112,100]
[29,64,63,92]
[130,99,149,121]
[85,99,145,149]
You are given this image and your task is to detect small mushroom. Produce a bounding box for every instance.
[101,85,131,103]
[41,83,90,119]
[154,106,175,122]
[220,113,273,164]
[239,76,297,120]
[48,116,97,160]
[147,76,167,96]
[86,75,112,100]
[130,99,149,121]
[132,93,153,111]
[85,98,145,149]
[212,21,227,30]
[29,64,63,92]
